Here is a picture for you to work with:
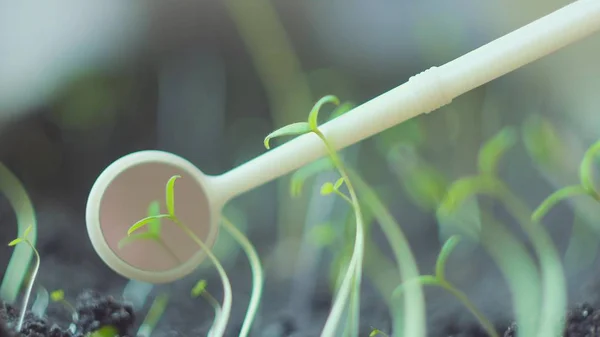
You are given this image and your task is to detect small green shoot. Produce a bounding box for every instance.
[369,327,389,337]
[118,200,181,264]
[393,236,499,337]
[533,139,600,222]
[50,289,77,319]
[7,224,40,332]
[264,95,364,336]
[87,325,118,337]
[125,175,232,337]
[191,280,222,337]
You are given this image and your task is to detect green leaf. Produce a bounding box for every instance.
[88,326,118,337]
[580,140,600,197]
[191,280,207,298]
[320,182,335,195]
[118,232,158,250]
[23,224,33,239]
[128,215,171,236]
[329,102,354,121]
[264,122,311,149]
[532,185,590,223]
[435,235,461,281]
[307,95,340,130]
[8,238,22,246]
[289,158,335,197]
[522,114,564,167]
[333,177,344,190]
[438,176,497,216]
[478,127,517,175]
[147,200,162,235]
[50,290,64,302]
[165,175,181,217]
[308,223,336,246]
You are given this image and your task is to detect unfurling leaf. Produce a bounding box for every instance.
[23,224,33,239]
[127,215,171,236]
[320,182,335,195]
[264,122,311,149]
[166,175,181,217]
[8,238,22,246]
[308,95,340,130]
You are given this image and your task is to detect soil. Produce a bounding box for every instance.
[0,290,136,337]
[2,290,600,337]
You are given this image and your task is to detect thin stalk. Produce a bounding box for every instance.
[496,183,566,337]
[349,169,426,337]
[437,280,499,337]
[220,216,263,337]
[16,240,40,332]
[137,292,169,337]
[155,239,182,265]
[171,217,232,337]
[315,129,364,337]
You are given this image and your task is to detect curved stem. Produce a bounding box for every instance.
[172,218,232,337]
[531,184,589,222]
[220,216,263,337]
[579,140,600,197]
[16,240,40,332]
[315,130,364,337]
[437,280,499,337]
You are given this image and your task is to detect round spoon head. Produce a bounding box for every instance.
[86,150,219,284]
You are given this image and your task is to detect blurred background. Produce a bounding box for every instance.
[1,0,600,336]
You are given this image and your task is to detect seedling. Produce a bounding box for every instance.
[88,325,119,337]
[118,200,181,264]
[7,224,40,332]
[532,139,600,222]
[191,280,221,331]
[393,236,499,337]
[437,127,565,337]
[125,175,232,337]
[265,95,365,336]
[50,289,77,319]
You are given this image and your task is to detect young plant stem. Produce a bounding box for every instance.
[155,239,181,265]
[137,292,169,337]
[220,216,263,337]
[16,239,40,332]
[170,217,232,337]
[348,168,425,337]
[314,129,364,337]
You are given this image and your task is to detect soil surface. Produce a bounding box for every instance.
[1,289,600,337]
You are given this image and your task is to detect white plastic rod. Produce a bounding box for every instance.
[211,0,600,205]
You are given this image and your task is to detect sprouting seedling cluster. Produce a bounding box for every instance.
[125,175,232,337]
[393,236,499,337]
[8,224,40,332]
[264,95,365,336]
[532,139,600,222]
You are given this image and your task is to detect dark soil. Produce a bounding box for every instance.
[0,290,136,337]
[2,290,600,337]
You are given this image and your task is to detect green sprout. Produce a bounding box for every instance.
[437,127,565,337]
[191,280,221,325]
[369,327,390,337]
[125,175,232,337]
[137,292,169,337]
[8,224,40,332]
[88,325,118,337]
[532,139,600,222]
[264,95,365,336]
[393,236,499,337]
[220,216,263,337]
[50,289,77,319]
[118,200,181,264]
